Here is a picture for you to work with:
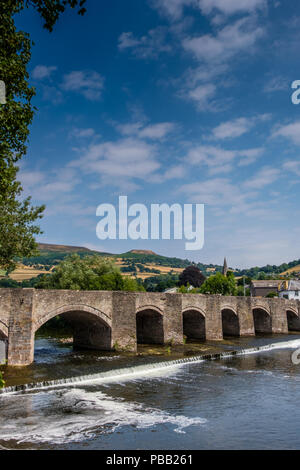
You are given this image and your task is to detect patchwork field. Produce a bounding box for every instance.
[1,243,222,283]
[5,265,49,281]
[4,260,183,282]
[114,259,184,279]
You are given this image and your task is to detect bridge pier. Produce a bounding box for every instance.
[111,291,137,352]
[237,298,255,337]
[7,289,35,366]
[269,299,288,334]
[205,297,223,340]
[163,294,184,345]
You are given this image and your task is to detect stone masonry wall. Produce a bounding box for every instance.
[0,289,299,366]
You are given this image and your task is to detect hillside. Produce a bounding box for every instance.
[37,243,93,253]
[280,264,300,276]
[5,242,299,284]
[6,243,223,282]
[239,259,300,278]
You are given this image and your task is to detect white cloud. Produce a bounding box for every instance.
[244,166,280,189]
[152,164,187,183]
[179,63,228,110]
[32,65,57,80]
[41,86,63,105]
[69,138,161,188]
[118,28,171,58]
[272,121,300,146]
[212,117,252,139]
[117,122,144,136]
[61,70,104,100]
[198,0,267,16]
[282,160,300,176]
[19,170,45,188]
[116,121,176,140]
[150,0,195,20]
[151,0,266,20]
[118,32,141,50]
[186,145,263,173]
[187,83,217,110]
[237,147,264,166]
[69,128,96,139]
[183,17,264,63]
[184,63,228,88]
[19,167,79,202]
[179,177,248,206]
[180,17,264,110]
[211,114,271,139]
[139,122,175,139]
[187,145,236,168]
[263,76,288,93]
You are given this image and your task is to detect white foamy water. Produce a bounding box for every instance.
[237,338,300,354]
[1,337,300,448]
[0,388,207,444]
[2,337,300,396]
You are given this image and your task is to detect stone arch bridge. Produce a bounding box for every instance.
[0,288,300,366]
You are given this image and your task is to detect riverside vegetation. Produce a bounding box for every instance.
[0,372,4,389]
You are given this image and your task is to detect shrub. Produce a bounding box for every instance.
[0,371,5,389]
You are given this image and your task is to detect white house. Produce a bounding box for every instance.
[279,280,300,300]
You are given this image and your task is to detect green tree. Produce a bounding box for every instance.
[237,276,252,286]
[0,162,44,272]
[0,371,5,389]
[0,1,87,271]
[36,254,145,292]
[226,271,237,295]
[266,291,278,298]
[236,285,250,297]
[178,265,206,288]
[200,272,237,296]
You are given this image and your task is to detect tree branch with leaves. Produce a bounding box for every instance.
[0,0,87,271]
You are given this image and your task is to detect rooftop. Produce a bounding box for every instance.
[251,280,281,288]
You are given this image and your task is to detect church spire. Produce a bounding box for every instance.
[223,257,228,276]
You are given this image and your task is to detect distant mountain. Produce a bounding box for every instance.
[22,243,222,276]
[129,249,158,255]
[37,243,93,253]
[27,243,300,280]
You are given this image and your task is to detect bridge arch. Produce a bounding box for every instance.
[253,307,272,334]
[34,304,112,351]
[136,307,164,345]
[221,308,240,337]
[287,309,300,331]
[182,307,206,341]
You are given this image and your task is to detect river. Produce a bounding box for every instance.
[1,333,300,450]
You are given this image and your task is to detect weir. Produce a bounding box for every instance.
[1,337,300,395]
[0,288,299,366]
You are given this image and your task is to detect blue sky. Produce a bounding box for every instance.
[15,0,300,268]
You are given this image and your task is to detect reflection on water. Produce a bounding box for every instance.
[1,333,300,449]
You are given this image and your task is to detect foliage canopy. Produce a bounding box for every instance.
[36,254,145,292]
[0,1,87,271]
[200,272,237,296]
[178,265,206,288]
